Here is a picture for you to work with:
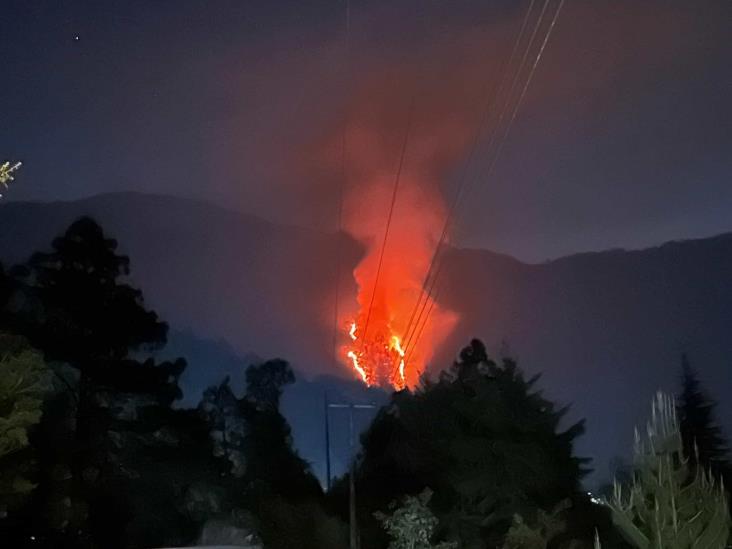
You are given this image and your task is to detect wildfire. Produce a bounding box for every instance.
[322,63,472,390]
[344,321,407,390]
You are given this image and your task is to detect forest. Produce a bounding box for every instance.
[0,217,730,548]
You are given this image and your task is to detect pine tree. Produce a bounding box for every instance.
[677,354,731,481]
[9,217,183,547]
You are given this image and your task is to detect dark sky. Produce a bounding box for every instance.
[2,0,731,261]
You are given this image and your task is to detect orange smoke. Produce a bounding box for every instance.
[336,83,478,388]
[300,32,510,388]
[342,161,459,389]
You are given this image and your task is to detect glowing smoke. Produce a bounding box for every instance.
[333,58,493,388]
[300,27,515,387]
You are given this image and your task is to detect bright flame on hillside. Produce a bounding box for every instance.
[317,67,478,389]
[336,131,461,390]
[340,169,459,390]
[345,321,407,389]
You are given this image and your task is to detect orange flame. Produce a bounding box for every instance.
[324,66,476,389]
[347,349,369,385]
[341,169,459,388]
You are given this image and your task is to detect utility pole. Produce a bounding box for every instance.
[324,392,332,490]
[324,398,376,549]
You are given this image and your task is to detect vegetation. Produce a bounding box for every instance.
[0,336,49,516]
[499,500,572,549]
[0,217,329,547]
[0,161,21,194]
[0,216,728,548]
[342,339,595,549]
[374,489,456,549]
[677,354,731,484]
[607,392,730,549]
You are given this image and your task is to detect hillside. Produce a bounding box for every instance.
[2,192,731,484]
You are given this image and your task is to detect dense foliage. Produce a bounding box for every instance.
[0,335,49,516]
[375,489,456,549]
[340,339,593,549]
[0,217,334,548]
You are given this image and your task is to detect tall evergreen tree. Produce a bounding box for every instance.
[677,353,731,481]
[5,217,184,547]
[20,216,167,364]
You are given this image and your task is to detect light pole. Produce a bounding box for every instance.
[324,394,376,549]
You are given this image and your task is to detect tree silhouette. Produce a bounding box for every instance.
[241,359,319,500]
[199,376,248,477]
[677,353,731,483]
[5,217,183,547]
[199,360,327,549]
[245,358,295,411]
[352,339,589,549]
[20,216,167,365]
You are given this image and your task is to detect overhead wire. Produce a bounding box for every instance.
[359,98,416,350]
[399,0,567,370]
[331,0,351,373]
[393,0,542,377]
[410,0,549,356]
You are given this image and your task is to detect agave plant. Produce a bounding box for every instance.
[607,392,729,549]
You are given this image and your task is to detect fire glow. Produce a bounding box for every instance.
[345,321,407,389]
[316,63,481,389]
[340,164,459,390]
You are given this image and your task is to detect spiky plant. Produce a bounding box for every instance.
[0,161,21,196]
[607,392,730,549]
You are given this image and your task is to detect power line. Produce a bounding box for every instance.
[400,0,565,362]
[358,98,416,349]
[394,0,542,376]
[331,0,351,374]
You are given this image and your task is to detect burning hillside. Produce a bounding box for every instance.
[335,89,472,389]
[304,36,510,389]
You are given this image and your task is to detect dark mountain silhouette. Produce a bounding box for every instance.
[1,192,731,485]
[0,192,363,379]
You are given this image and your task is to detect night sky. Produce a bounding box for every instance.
[3,0,731,262]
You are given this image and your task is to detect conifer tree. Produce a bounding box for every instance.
[10,217,183,547]
[677,354,731,480]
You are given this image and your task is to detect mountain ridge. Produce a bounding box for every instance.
[2,191,731,486]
